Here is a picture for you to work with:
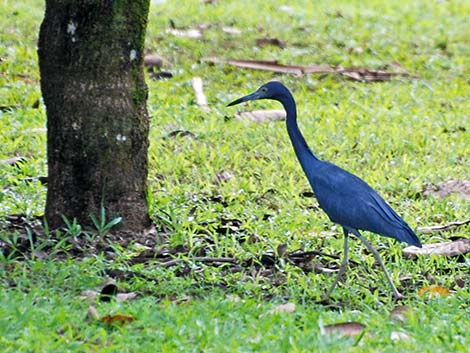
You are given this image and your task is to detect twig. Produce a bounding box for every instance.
[288,249,360,266]
[417,219,470,233]
[288,250,340,261]
[158,256,238,268]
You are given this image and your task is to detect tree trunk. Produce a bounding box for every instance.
[38,1,151,232]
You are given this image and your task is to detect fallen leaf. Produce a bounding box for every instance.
[279,5,294,13]
[322,322,366,337]
[0,157,27,167]
[149,71,173,80]
[191,77,210,112]
[391,331,413,341]
[169,296,191,304]
[116,292,138,301]
[256,37,286,48]
[259,303,296,317]
[403,239,470,258]
[80,290,99,301]
[23,128,47,134]
[86,306,99,321]
[167,28,202,39]
[222,26,241,35]
[144,54,166,69]
[417,219,470,233]
[226,294,244,303]
[454,277,466,289]
[100,314,135,326]
[215,170,234,184]
[276,243,288,257]
[81,287,137,302]
[423,180,470,200]
[235,109,286,123]
[390,305,412,324]
[336,66,405,82]
[418,285,450,298]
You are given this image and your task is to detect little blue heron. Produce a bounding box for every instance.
[228,81,422,299]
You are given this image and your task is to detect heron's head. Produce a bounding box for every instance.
[227,81,290,107]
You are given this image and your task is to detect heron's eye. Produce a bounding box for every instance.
[261,87,268,93]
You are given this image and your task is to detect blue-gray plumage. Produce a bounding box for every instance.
[228,81,422,299]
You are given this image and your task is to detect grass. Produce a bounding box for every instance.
[1,0,470,351]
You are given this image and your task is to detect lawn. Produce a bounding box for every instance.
[1,0,469,352]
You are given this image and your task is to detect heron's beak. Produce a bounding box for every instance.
[227,91,261,107]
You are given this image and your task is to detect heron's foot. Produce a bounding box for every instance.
[392,289,405,300]
[321,271,346,302]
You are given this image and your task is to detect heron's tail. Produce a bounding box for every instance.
[396,225,422,248]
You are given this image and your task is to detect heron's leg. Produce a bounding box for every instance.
[323,228,349,300]
[351,229,403,299]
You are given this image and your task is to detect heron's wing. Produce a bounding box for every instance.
[310,161,420,246]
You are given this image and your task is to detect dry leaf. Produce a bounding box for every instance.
[100,314,135,326]
[391,331,413,341]
[116,292,138,301]
[423,180,470,200]
[276,243,288,257]
[215,170,234,184]
[167,28,202,39]
[418,285,450,298]
[256,37,286,48]
[86,306,99,321]
[336,66,403,82]
[454,277,466,289]
[80,289,137,302]
[170,296,191,304]
[279,5,294,13]
[0,157,27,167]
[403,239,470,258]
[23,128,47,134]
[235,109,286,123]
[259,303,296,317]
[144,54,166,69]
[191,77,210,112]
[322,322,366,337]
[80,290,99,301]
[390,305,412,324]
[222,27,241,35]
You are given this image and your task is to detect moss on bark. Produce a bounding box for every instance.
[38,0,151,231]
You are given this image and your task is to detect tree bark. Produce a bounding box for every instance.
[38,1,151,232]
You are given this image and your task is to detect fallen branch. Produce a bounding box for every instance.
[288,250,340,261]
[417,219,470,233]
[204,58,415,82]
[403,238,470,258]
[158,256,238,268]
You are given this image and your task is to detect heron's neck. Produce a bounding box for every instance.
[281,95,319,165]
